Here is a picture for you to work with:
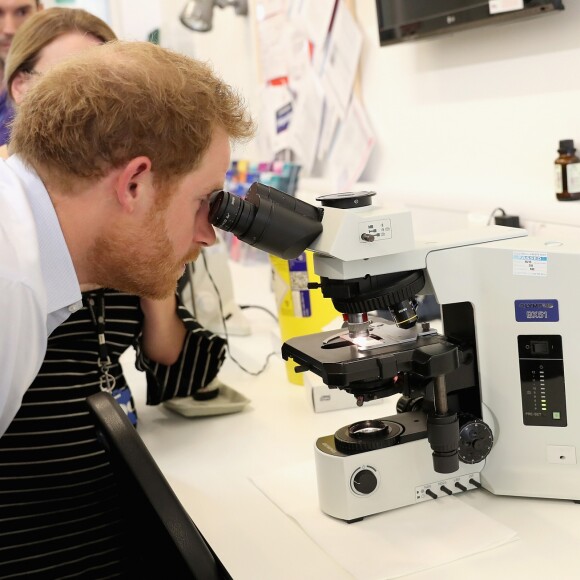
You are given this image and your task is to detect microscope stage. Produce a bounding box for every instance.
[282,320,458,388]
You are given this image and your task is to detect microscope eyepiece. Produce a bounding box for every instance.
[208,189,257,237]
[208,182,324,260]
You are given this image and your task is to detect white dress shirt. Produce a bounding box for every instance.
[0,155,81,437]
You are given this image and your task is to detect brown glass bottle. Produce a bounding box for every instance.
[555,139,580,201]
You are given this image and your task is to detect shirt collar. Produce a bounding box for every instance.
[6,155,81,323]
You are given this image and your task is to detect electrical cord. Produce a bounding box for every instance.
[195,250,278,376]
[239,304,278,323]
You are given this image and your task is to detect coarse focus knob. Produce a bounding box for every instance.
[458,419,493,464]
[351,468,378,495]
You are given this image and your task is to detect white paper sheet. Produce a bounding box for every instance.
[257,11,291,82]
[296,0,336,64]
[259,84,295,155]
[326,96,375,191]
[287,69,325,175]
[320,0,363,114]
[251,461,519,580]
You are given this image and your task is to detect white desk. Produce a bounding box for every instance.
[124,260,580,580]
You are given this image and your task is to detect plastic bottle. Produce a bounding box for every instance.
[555,139,580,201]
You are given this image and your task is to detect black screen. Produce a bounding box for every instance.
[376,0,565,46]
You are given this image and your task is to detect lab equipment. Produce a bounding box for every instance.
[210,184,580,522]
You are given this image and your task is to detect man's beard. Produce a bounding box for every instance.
[86,209,199,299]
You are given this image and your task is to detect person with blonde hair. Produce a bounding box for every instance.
[0,8,254,576]
[0,5,114,159]
[0,0,44,144]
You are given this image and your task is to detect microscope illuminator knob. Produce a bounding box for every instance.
[350,466,379,496]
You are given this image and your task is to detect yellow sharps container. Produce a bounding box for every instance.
[270,250,340,385]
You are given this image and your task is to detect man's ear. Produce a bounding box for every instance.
[10,72,32,105]
[115,156,153,213]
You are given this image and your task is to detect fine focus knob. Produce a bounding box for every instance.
[351,468,378,495]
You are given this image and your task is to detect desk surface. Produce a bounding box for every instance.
[124,260,580,580]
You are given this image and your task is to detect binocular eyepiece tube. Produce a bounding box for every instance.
[208,182,324,260]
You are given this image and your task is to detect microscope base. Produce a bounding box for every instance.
[315,435,484,522]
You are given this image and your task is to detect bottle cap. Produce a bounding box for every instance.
[558,139,575,154]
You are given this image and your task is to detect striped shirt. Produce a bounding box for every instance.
[0,289,226,578]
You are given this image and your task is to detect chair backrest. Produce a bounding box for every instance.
[86,391,230,580]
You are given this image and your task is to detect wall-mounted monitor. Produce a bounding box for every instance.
[376,1,565,47]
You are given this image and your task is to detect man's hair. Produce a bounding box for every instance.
[10,40,255,191]
[5,7,117,99]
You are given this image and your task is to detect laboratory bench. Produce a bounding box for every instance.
[121,260,580,580]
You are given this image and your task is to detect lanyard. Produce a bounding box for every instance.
[87,290,117,393]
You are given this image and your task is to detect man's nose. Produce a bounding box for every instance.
[195,203,217,247]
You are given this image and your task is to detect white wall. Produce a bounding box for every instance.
[159,0,260,161]
[142,1,580,234]
[43,0,111,24]
[354,2,580,229]
[109,0,162,41]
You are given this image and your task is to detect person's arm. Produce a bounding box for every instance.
[134,290,227,405]
[139,294,187,366]
[0,279,47,436]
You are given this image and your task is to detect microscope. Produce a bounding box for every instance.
[209,183,580,522]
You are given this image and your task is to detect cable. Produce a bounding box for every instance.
[239,304,278,323]
[487,207,506,226]
[186,262,197,318]
[198,251,278,376]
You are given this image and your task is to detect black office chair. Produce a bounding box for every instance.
[86,391,231,580]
